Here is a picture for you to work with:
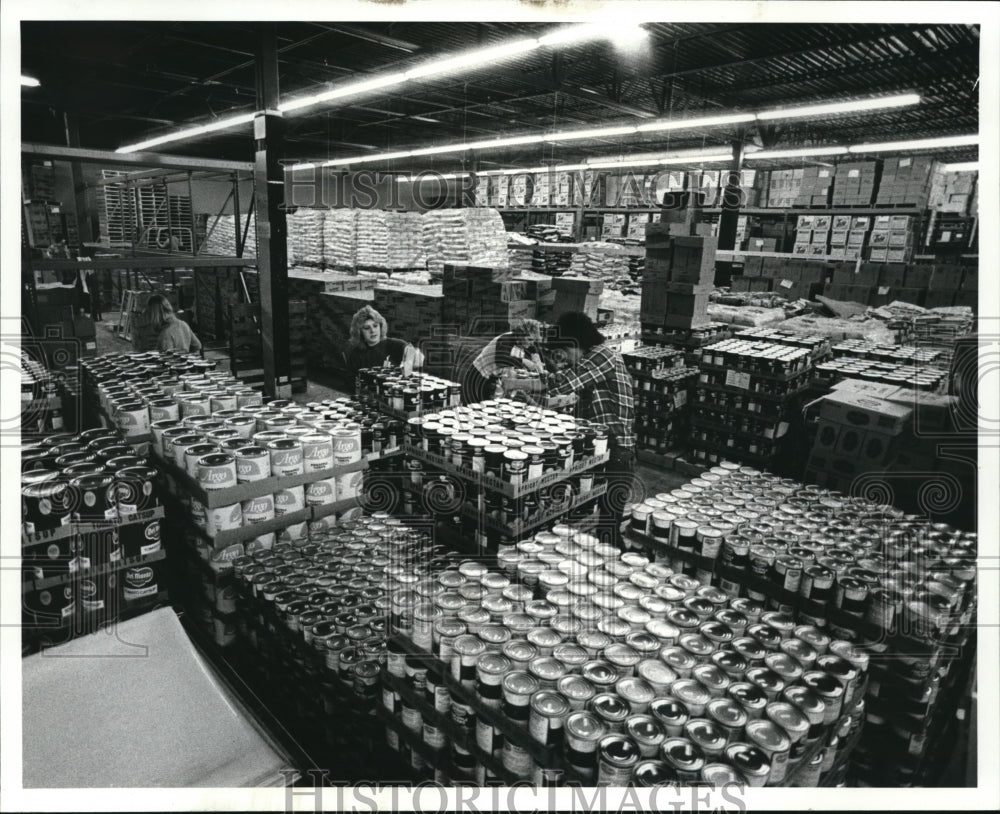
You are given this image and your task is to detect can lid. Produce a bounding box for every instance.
[552,643,588,664]
[671,678,711,706]
[531,690,571,718]
[661,736,705,770]
[766,701,810,736]
[637,658,677,687]
[502,640,538,662]
[625,714,665,744]
[701,762,742,786]
[745,719,791,752]
[616,676,655,704]
[565,711,607,741]
[684,718,726,752]
[706,697,748,728]
[728,681,768,709]
[529,657,566,681]
[527,627,563,648]
[557,675,596,701]
[764,652,805,681]
[477,653,512,675]
[632,759,673,787]
[692,663,730,692]
[598,734,640,766]
[590,693,631,721]
[453,634,486,656]
[802,670,845,698]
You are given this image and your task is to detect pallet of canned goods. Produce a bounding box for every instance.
[21,424,169,649]
[356,367,463,419]
[623,461,976,786]
[813,357,949,392]
[372,517,875,788]
[734,328,833,360]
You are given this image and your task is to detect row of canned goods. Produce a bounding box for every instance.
[621,346,685,376]
[695,340,813,377]
[356,368,462,412]
[382,532,870,785]
[814,358,948,391]
[88,351,403,458]
[22,427,161,534]
[222,513,475,686]
[631,368,697,401]
[623,465,976,637]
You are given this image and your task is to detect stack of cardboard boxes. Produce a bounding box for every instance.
[928,167,976,214]
[793,166,834,206]
[765,168,804,208]
[734,256,827,300]
[827,215,869,261]
[441,264,540,334]
[831,160,879,206]
[793,214,832,258]
[876,155,934,206]
[804,381,914,495]
[641,226,716,330]
[601,213,626,239]
[868,214,916,264]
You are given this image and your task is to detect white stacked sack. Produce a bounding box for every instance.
[422,208,508,276]
[203,214,257,258]
[322,209,357,269]
[286,209,325,266]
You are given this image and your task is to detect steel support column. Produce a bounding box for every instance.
[714,139,745,286]
[62,113,94,244]
[254,23,290,397]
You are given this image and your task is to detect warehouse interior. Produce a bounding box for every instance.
[10,10,992,802]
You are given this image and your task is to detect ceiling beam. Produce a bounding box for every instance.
[22,143,253,172]
[307,23,421,53]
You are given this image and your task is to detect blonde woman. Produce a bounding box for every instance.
[144,294,202,353]
[344,305,423,391]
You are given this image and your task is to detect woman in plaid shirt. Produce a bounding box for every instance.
[516,311,636,549]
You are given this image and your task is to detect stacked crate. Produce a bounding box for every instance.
[623,346,697,456]
[929,169,976,214]
[641,227,716,331]
[876,156,934,207]
[765,168,804,208]
[868,214,917,264]
[793,167,834,207]
[441,264,539,334]
[375,284,446,345]
[793,215,832,259]
[832,161,879,207]
[689,338,814,468]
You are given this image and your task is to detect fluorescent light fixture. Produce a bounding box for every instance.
[586,152,731,170]
[536,23,605,47]
[408,144,469,158]
[472,134,547,150]
[116,111,257,153]
[404,39,537,80]
[554,163,590,171]
[279,73,408,112]
[636,113,755,133]
[939,161,979,172]
[848,134,979,153]
[544,125,637,142]
[21,75,40,87]
[747,146,849,160]
[323,149,413,167]
[756,93,920,121]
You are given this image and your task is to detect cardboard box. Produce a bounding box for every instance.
[952,290,977,310]
[892,287,926,307]
[869,247,888,262]
[819,389,913,435]
[961,269,978,291]
[878,264,907,288]
[904,265,934,288]
[923,289,957,309]
[931,265,964,288]
[856,263,882,286]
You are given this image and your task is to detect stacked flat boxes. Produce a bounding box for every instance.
[441,265,540,335]
[929,169,976,215]
[736,256,828,301]
[765,168,804,208]
[803,383,914,494]
[793,167,834,207]
[793,215,833,259]
[831,161,879,207]
[601,213,626,240]
[690,339,814,468]
[868,214,917,264]
[876,156,934,206]
[641,226,716,331]
[22,160,57,201]
[826,215,869,262]
[23,201,65,248]
[623,347,697,454]
[703,170,760,208]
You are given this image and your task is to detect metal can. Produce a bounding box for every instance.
[502,671,540,725]
[267,438,304,477]
[529,690,571,747]
[563,711,607,781]
[274,485,305,516]
[301,434,334,472]
[241,493,275,525]
[305,477,337,506]
[475,653,512,707]
[744,719,791,784]
[725,742,771,787]
[589,693,631,733]
[765,701,810,746]
[597,734,640,786]
[557,674,596,711]
[616,676,656,714]
[625,714,666,758]
[234,446,271,482]
[660,736,705,783]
